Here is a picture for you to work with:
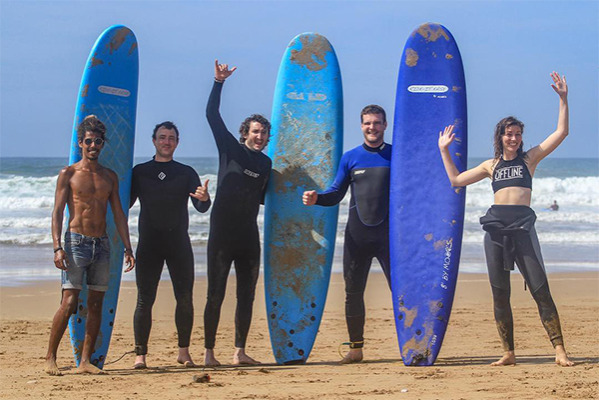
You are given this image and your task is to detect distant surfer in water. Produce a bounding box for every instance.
[303,105,392,364]
[550,200,559,211]
[204,60,272,366]
[130,121,211,369]
[438,72,573,367]
[45,115,135,375]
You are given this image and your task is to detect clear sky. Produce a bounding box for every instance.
[1,0,597,158]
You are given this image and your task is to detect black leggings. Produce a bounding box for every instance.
[484,228,564,351]
[344,212,391,348]
[204,229,261,349]
[134,232,195,355]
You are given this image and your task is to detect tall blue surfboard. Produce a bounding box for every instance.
[390,23,467,366]
[67,25,138,369]
[264,33,343,365]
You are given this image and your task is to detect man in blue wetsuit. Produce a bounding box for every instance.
[204,60,272,366]
[130,121,211,369]
[303,105,391,364]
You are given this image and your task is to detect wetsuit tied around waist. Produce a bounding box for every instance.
[130,158,211,355]
[204,81,272,349]
[317,142,391,348]
[480,205,564,350]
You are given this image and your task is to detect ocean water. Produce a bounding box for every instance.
[1,156,597,285]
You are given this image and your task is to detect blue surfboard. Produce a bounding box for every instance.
[390,23,467,366]
[264,33,343,365]
[67,25,138,369]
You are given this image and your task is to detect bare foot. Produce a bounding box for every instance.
[491,351,516,366]
[178,360,198,368]
[133,354,147,370]
[44,358,62,376]
[177,347,198,368]
[204,349,221,367]
[555,345,574,367]
[339,348,363,364]
[76,361,106,375]
[233,347,261,365]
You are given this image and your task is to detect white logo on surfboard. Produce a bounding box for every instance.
[407,85,448,93]
[98,85,131,97]
[286,92,327,101]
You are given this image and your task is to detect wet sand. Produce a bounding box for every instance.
[1,271,598,399]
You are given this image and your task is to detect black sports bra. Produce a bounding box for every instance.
[492,156,532,193]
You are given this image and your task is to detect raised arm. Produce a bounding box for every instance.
[52,167,72,270]
[206,60,239,151]
[526,72,569,168]
[438,125,492,187]
[108,170,135,272]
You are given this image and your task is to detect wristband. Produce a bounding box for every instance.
[53,247,63,253]
[214,78,224,83]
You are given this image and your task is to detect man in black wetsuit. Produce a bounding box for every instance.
[303,105,391,364]
[130,121,211,369]
[204,60,272,366]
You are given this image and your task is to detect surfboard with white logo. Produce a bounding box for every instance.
[390,23,467,366]
[264,32,343,364]
[67,25,138,369]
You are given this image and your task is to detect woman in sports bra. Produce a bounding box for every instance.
[438,72,573,367]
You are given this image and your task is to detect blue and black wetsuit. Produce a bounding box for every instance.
[205,81,272,350]
[317,142,391,348]
[481,155,565,351]
[130,158,211,356]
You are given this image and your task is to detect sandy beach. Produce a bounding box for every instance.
[1,271,598,400]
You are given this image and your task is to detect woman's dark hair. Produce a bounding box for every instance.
[493,116,526,160]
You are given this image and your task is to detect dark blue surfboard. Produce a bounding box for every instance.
[264,33,343,365]
[390,23,467,366]
[67,25,138,369]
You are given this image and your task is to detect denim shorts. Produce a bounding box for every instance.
[62,231,111,292]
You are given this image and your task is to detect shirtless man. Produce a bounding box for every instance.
[45,115,135,375]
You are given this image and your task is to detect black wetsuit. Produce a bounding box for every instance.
[316,142,391,348]
[204,81,272,349]
[481,157,564,351]
[130,158,211,355]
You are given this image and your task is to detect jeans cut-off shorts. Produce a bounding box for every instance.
[62,231,111,292]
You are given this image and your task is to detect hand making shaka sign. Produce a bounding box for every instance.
[214,59,237,82]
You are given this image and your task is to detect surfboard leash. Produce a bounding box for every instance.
[337,341,364,359]
[104,350,135,366]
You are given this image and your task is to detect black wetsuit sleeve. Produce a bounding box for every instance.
[260,169,270,205]
[316,154,351,206]
[129,167,139,208]
[189,167,211,213]
[206,81,239,152]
